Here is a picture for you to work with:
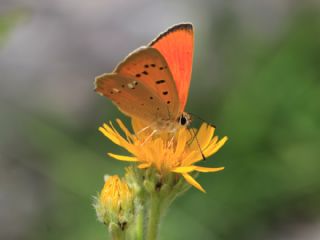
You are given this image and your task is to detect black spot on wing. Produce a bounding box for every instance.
[156,80,165,84]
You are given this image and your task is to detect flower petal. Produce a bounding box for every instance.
[102,122,138,155]
[108,122,121,137]
[194,166,224,172]
[175,130,187,157]
[203,136,228,157]
[138,163,152,169]
[183,151,203,166]
[206,136,219,149]
[116,119,134,142]
[182,173,206,193]
[107,153,138,162]
[172,166,197,173]
[197,124,215,148]
[105,122,129,147]
[99,126,120,145]
[131,118,152,138]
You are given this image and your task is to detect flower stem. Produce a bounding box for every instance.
[109,224,126,240]
[135,207,144,240]
[146,194,161,240]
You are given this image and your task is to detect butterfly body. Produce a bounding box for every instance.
[95,23,194,132]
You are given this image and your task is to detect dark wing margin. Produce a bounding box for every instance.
[149,23,193,47]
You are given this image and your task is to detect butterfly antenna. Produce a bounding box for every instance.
[189,128,206,161]
[188,112,216,129]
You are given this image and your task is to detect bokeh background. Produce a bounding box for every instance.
[1,0,320,239]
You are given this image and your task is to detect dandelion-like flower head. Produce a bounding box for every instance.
[99,119,228,192]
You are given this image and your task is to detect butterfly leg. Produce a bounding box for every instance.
[141,129,157,146]
[135,124,152,136]
[134,122,157,142]
[167,134,175,148]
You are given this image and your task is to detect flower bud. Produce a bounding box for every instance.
[94,175,134,230]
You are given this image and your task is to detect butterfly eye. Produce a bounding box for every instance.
[181,117,187,125]
[179,116,187,125]
[177,113,190,126]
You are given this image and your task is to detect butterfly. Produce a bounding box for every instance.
[95,23,194,132]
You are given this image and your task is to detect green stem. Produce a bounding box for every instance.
[146,195,161,240]
[135,207,144,240]
[109,224,126,240]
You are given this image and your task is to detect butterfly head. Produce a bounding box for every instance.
[177,112,192,127]
[152,112,191,133]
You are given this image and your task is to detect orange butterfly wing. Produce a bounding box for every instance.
[149,23,194,112]
[95,48,180,125]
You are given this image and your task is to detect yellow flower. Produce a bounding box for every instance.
[99,119,228,193]
[94,175,134,229]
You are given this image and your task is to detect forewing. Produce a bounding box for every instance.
[149,23,194,112]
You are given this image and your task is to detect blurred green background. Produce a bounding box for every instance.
[1,1,320,240]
